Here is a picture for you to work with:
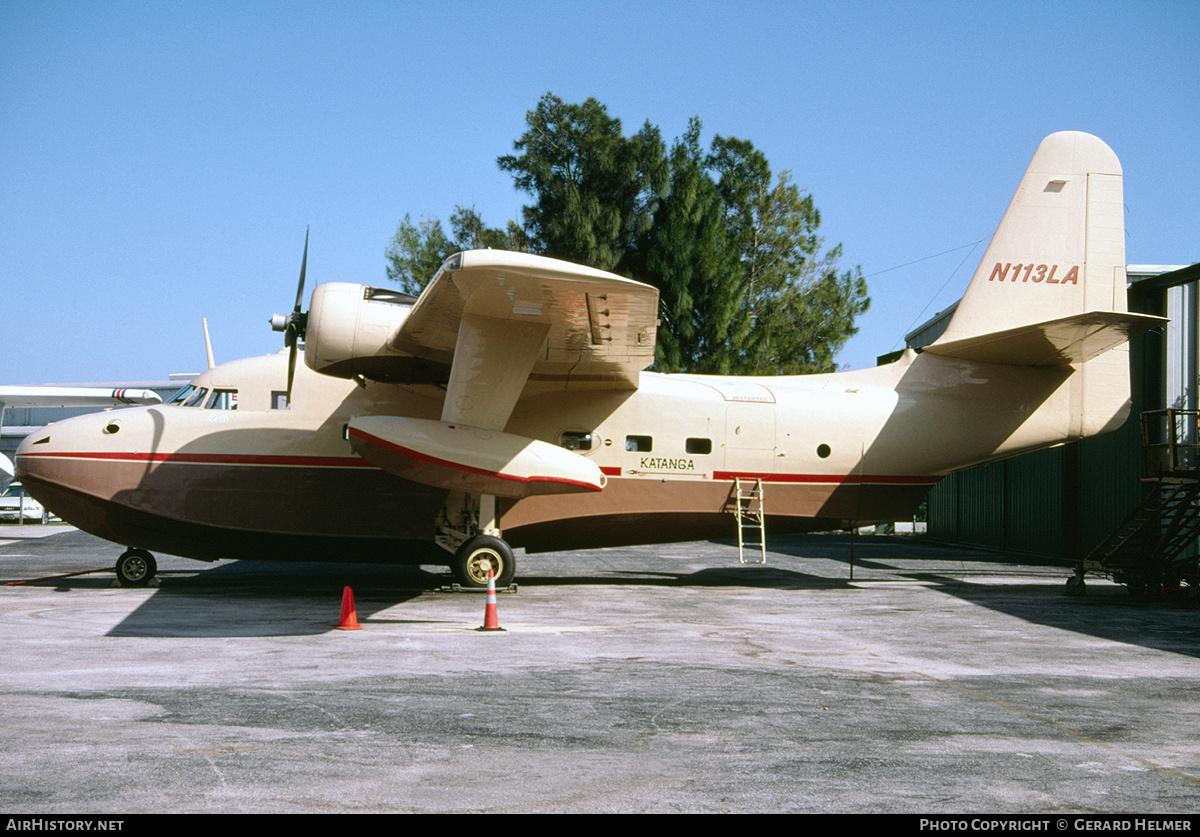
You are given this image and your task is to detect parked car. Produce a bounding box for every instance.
[0,483,46,522]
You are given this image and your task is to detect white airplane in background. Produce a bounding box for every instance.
[0,387,162,490]
[15,132,1165,589]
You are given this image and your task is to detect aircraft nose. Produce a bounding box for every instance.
[15,406,161,517]
[14,408,145,486]
[14,421,61,484]
[13,408,159,534]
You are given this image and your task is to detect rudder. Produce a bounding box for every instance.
[924,132,1164,443]
[933,131,1127,348]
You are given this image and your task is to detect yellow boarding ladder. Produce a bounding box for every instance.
[734,477,766,564]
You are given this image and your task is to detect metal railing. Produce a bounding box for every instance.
[1141,409,1200,476]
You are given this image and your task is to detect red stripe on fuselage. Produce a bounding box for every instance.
[18,451,939,487]
[712,471,939,486]
[17,451,375,468]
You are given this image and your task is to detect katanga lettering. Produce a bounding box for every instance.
[639,458,696,471]
[988,263,1079,284]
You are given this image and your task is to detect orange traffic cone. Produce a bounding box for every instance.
[336,585,364,630]
[477,569,505,632]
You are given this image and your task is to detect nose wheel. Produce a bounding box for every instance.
[115,548,157,587]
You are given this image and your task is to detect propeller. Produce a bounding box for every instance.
[270,226,310,404]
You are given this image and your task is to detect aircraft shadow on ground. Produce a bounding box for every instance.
[773,534,1200,661]
[8,530,1199,654]
[910,570,1200,661]
[516,565,852,590]
[102,557,851,638]
[103,561,448,638]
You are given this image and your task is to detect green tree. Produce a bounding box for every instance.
[630,118,740,372]
[385,207,527,296]
[385,214,454,295]
[449,206,529,253]
[707,135,868,374]
[744,244,869,374]
[497,93,666,271]
[390,94,868,374]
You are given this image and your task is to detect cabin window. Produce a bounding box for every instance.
[817,444,831,459]
[183,387,209,408]
[686,438,712,455]
[205,390,238,410]
[625,435,652,452]
[271,391,289,410]
[559,431,596,452]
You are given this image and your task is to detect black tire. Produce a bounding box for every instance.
[1181,583,1200,610]
[1064,574,1086,596]
[451,535,515,588]
[115,548,156,587]
[1127,577,1151,600]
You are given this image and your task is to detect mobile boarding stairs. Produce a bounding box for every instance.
[1067,409,1200,604]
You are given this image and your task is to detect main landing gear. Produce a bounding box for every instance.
[437,492,516,589]
[451,535,516,588]
[115,548,157,587]
[1064,572,1086,596]
[1065,569,1200,608]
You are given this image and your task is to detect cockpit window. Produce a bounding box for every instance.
[205,390,238,410]
[183,387,209,408]
[168,385,196,405]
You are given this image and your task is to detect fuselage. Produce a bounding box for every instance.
[14,340,1109,564]
[14,133,1141,570]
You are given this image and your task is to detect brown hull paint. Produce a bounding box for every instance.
[19,454,446,538]
[502,476,937,553]
[19,453,936,562]
[18,471,447,565]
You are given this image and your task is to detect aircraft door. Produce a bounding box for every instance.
[724,402,776,475]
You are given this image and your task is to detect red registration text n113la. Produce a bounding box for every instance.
[989,263,1080,284]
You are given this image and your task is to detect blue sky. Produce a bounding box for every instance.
[3,0,1197,384]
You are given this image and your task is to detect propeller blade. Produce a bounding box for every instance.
[273,226,311,406]
[286,342,297,407]
[294,226,309,315]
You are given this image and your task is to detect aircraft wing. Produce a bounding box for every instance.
[0,387,162,409]
[392,250,658,430]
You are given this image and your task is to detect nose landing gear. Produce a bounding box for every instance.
[115,548,157,587]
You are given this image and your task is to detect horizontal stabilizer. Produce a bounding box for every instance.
[348,416,605,498]
[923,311,1165,367]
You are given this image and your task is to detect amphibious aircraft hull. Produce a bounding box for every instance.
[19,467,934,564]
[17,402,939,564]
[15,346,952,564]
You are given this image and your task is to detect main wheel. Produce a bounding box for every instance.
[1126,577,1152,600]
[1182,583,1200,610]
[451,535,515,589]
[1064,574,1086,596]
[115,548,156,587]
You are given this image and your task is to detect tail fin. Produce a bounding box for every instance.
[926,131,1161,366]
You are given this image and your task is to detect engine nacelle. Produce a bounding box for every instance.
[303,283,422,381]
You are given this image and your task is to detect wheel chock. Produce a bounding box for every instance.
[335,585,364,630]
